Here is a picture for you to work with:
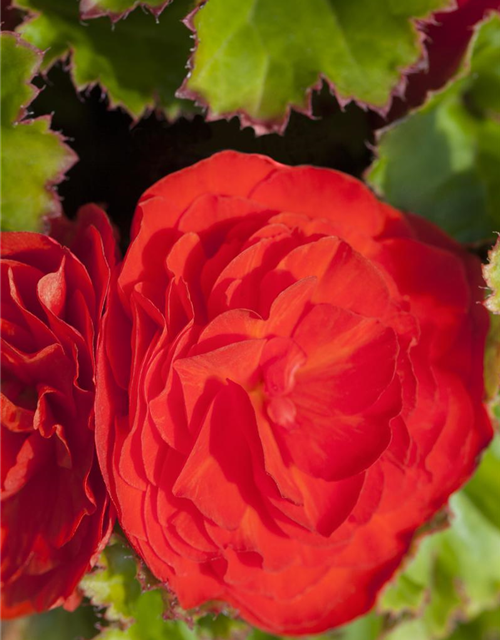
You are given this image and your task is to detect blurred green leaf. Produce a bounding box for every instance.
[1,32,76,231]
[447,606,500,640]
[96,591,198,640]
[379,606,500,640]
[367,14,500,243]
[16,0,196,119]
[331,614,383,640]
[1,605,99,640]
[183,0,450,132]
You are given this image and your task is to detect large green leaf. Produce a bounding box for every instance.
[181,0,451,132]
[1,32,76,231]
[15,0,196,119]
[367,14,500,243]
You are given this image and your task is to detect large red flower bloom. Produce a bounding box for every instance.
[1,207,117,618]
[96,152,491,635]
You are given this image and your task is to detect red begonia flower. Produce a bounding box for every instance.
[96,152,491,635]
[1,206,117,618]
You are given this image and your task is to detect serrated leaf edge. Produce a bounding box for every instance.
[176,0,459,136]
[79,0,170,24]
[14,2,198,122]
[1,31,78,230]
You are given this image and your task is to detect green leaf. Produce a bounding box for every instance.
[97,591,198,640]
[80,538,143,624]
[79,0,167,21]
[331,614,383,640]
[447,606,500,640]
[181,0,450,132]
[1,32,76,231]
[384,607,500,640]
[1,605,100,640]
[81,538,203,640]
[377,436,500,640]
[16,0,197,119]
[367,14,500,243]
[485,239,500,315]
[484,240,500,421]
[484,323,500,435]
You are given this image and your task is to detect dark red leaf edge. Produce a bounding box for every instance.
[365,9,500,192]
[176,0,461,136]
[2,31,78,231]
[79,0,170,24]
[385,0,500,123]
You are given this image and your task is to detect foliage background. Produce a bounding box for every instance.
[1,0,500,638]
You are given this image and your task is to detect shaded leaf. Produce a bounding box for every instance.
[16,0,197,119]
[367,13,500,243]
[446,606,500,640]
[1,32,76,231]
[181,0,451,133]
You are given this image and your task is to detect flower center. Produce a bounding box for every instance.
[261,337,307,429]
